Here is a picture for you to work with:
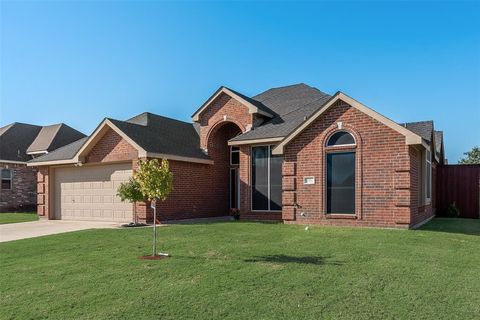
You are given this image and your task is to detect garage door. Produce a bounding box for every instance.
[54,163,133,222]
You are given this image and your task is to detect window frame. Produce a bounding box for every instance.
[326,130,356,147]
[250,145,283,212]
[1,168,13,190]
[230,146,240,166]
[324,130,358,217]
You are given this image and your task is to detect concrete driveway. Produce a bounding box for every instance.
[0,220,120,243]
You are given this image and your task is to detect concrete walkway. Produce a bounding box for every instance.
[0,220,120,243]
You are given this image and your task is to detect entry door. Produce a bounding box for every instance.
[230,168,240,209]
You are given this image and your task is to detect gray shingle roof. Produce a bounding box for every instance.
[231,84,331,141]
[29,137,88,163]
[26,124,85,153]
[0,123,42,162]
[111,113,210,160]
[400,120,434,142]
[1,122,85,163]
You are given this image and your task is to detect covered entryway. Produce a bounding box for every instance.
[53,163,133,222]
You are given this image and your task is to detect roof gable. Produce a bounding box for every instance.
[191,86,274,122]
[272,92,424,154]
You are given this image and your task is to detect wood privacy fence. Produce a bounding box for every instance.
[436,164,480,218]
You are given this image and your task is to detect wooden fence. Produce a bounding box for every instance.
[436,164,480,218]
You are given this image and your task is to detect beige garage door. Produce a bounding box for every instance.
[54,163,133,222]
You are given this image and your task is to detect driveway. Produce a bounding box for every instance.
[0,220,120,243]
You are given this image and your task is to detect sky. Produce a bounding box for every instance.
[1,1,479,163]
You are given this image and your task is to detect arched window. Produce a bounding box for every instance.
[327,131,355,147]
[326,131,356,214]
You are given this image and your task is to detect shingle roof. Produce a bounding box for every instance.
[26,124,86,153]
[1,122,86,162]
[400,120,434,142]
[231,84,331,141]
[0,123,42,162]
[28,137,88,163]
[112,113,210,160]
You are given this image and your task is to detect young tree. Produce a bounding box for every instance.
[117,177,144,224]
[134,159,173,256]
[459,146,480,164]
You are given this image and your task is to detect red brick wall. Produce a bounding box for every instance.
[0,162,38,212]
[197,92,252,149]
[409,146,434,227]
[282,100,415,228]
[133,155,240,223]
[85,129,138,163]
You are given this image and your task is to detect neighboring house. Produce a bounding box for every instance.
[29,84,445,228]
[0,123,86,212]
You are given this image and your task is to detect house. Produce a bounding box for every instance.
[28,84,445,228]
[0,123,86,212]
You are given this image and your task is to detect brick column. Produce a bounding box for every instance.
[282,162,296,221]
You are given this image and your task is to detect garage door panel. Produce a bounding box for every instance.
[55,163,133,222]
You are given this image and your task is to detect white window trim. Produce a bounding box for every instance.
[250,145,282,212]
[1,168,13,190]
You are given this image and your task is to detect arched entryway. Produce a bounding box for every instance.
[206,121,243,215]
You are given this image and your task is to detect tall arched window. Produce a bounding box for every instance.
[326,131,356,214]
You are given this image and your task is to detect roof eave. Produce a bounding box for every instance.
[228,137,284,146]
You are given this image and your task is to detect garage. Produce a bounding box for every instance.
[54,163,133,222]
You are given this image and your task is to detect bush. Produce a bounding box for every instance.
[445,202,460,218]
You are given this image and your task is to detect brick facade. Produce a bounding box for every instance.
[85,129,138,163]
[0,162,37,212]
[281,100,434,228]
[35,93,437,229]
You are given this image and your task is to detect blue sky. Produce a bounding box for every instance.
[1,1,479,163]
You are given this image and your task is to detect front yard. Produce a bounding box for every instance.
[1,218,479,319]
[0,212,38,224]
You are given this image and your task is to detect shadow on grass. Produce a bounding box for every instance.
[244,254,343,266]
[419,218,480,236]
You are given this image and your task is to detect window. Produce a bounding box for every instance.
[425,149,432,201]
[230,146,240,165]
[327,152,356,214]
[251,145,282,211]
[326,131,356,215]
[327,131,355,146]
[1,169,12,190]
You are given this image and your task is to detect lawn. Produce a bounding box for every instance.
[1,219,479,320]
[0,212,38,224]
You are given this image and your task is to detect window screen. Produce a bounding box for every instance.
[252,146,282,211]
[327,152,355,214]
[252,146,269,210]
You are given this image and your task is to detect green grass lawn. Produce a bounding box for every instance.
[1,219,479,319]
[0,212,38,224]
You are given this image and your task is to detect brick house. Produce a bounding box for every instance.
[28,84,445,228]
[0,123,86,212]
